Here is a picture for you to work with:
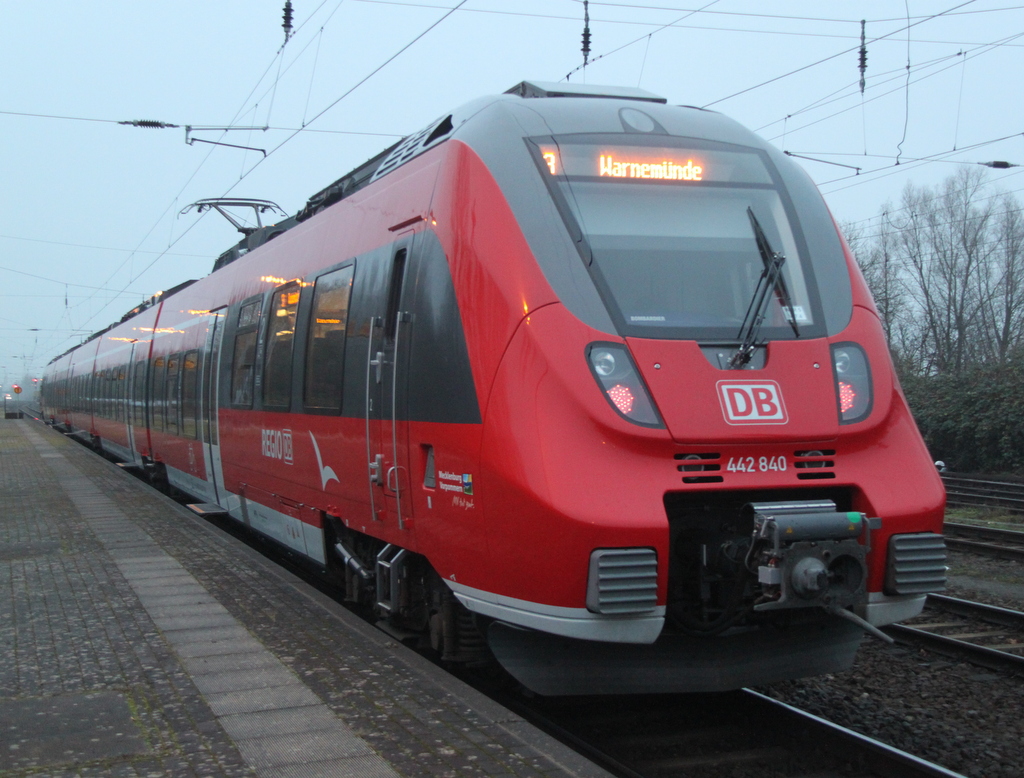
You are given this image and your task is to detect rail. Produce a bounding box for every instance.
[497,685,965,778]
[944,522,1024,561]
[885,594,1024,674]
[941,472,1024,513]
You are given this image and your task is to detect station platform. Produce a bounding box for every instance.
[0,419,610,778]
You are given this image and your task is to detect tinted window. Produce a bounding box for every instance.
[150,356,166,431]
[132,360,146,428]
[181,350,199,439]
[263,285,300,408]
[536,138,825,342]
[165,353,180,434]
[304,266,353,411]
[231,299,262,407]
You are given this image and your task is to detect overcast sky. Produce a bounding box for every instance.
[2,0,1022,386]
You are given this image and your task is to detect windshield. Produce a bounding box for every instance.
[535,137,822,341]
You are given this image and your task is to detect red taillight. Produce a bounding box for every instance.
[838,381,856,413]
[607,384,635,415]
[831,343,872,424]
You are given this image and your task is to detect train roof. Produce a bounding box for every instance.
[50,81,778,365]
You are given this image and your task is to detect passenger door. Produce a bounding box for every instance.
[201,310,227,505]
[366,243,414,530]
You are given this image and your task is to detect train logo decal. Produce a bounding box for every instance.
[261,428,294,464]
[716,381,788,425]
[309,432,339,489]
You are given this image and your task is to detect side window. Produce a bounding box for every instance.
[165,353,180,435]
[119,365,128,423]
[151,356,166,432]
[181,350,199,439]
[133,360,147,428]
[263,285,300,409]
[304,266,354,411]
[231,299,262,407]
[96,371,106,418]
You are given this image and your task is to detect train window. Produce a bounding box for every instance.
[304,266,354,411]
[151,356,166,432]
[231,299,262,407]
[384,249,407,344]
[231,331,257,406]
[165,353,180,435]
[263,285,300,409]
[96,370,106,418]
[133,361,146,429]
[239,299,261,328]
[104,371,111,419]
[181,350,199,439]
[118,365,127,423]
[533,137,823,342]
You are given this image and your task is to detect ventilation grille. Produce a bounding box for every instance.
[885,533,947,595]
[794,450,836,480]
[674,453,723,484]
[371,115,454,182]
[586,548,658,615]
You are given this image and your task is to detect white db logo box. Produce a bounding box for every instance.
[717,381,788,425]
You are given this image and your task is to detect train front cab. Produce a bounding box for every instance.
[440,90,948,695]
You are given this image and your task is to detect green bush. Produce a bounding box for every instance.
[902,362,1024,474]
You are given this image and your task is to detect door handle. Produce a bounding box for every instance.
[369,351,385,384]
[387,465,400,493]
[369,454,383,484]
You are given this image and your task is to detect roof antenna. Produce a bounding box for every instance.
[282,1,294,45]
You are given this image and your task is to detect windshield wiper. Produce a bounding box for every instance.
[729,208,801,369]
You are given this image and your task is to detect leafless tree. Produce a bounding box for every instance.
[976,193,1024,363]
[846,169,1024,376]
[896,169,993,373]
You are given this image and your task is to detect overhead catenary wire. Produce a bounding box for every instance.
[221,1,468,195]
[39,0,469,361]
[763,30,1024,149]
[701,0,980,109]
[356,0,1024,31]
[563,0,721,82]
[894,0,913,165]
[7,1,1021,370]
[15,1,354,361]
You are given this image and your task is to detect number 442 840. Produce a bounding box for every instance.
[725,456,787,473]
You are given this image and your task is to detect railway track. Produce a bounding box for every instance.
[943,521,1024,561]
[941,472,1024,514]
[502,686,964,778]
[886,594,1024,674]
[51,421,968,778]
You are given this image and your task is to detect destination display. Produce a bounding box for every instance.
[538,143,772,186]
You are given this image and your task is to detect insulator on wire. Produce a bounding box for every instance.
[283,1,294,43]
[118,119,179,129]
[858,19,867,95]
[581,0,591,67]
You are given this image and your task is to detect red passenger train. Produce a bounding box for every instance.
[41,81,947,695]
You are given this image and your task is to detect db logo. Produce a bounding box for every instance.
[717,381,788,425]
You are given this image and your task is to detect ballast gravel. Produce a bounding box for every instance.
[760,549,1024,778]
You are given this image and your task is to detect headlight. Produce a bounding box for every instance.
[831,343,872,424]
[586,343,663,427]
[590,348,621,378]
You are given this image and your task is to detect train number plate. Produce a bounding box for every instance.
[725,455,787,473]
